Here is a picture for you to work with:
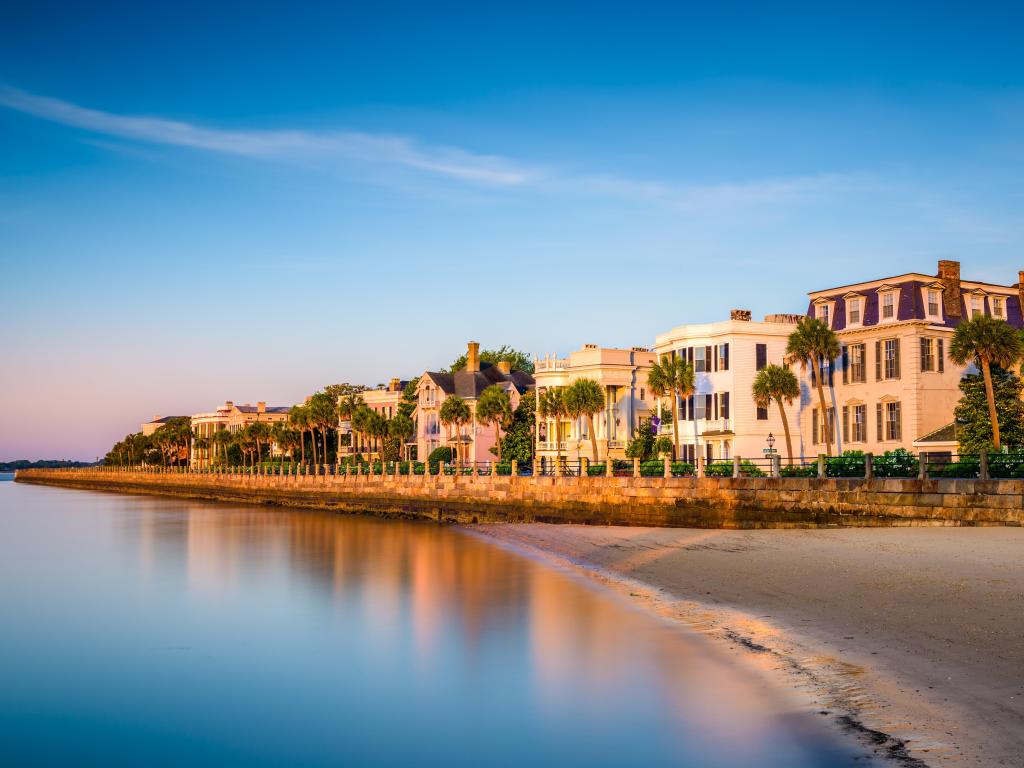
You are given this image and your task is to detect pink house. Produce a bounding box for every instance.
[416,342,534,463]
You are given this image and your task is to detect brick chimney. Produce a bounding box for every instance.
[389,377,401,392]
[466,341,480,372]
[730,309,752,321]
[257,401,266,414]
[1018,270,1024,313]
[225,401,233,408]
[938,259,962,319]
[496,361,512,375]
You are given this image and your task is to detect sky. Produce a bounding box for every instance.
[2,1,1024,460]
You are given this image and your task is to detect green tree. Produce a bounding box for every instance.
[564,378,605,462]
[954,367,1024,454]
[337,393,365,456]
[389,413,416,461]
[646,356,695,460]
[249,421,272,464]
[499,395,536,465]
[752,364,800,465]
[271,422,300,464]
[323,383,367,402]
[439,395,472,468]
[625,417,656,461]
[289,405,311,464]
[538,388,568,469]
[786,317,840,456]
[949,315,1024,451]
[308,392,338,464]
[365,410,390,461]
[212,428,233,467]
[396,377,420,420]
[476,385,513,462]
[446,345,534,375]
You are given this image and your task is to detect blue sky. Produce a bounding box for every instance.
[2,1,1024,459]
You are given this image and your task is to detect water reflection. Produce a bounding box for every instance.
[0,484,870,766]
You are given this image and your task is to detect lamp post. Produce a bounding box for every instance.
[766,433,776,452]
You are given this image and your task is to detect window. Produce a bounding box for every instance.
[920,338,935,372]
[811,407,835,445]
[639,388,645,401]
[847,298,862,325]
[881,291,896,320]
[756,405,769,420]
[971,297,983,318]
[927,290,941,317]
[852,404,866,442]
[885,401,902,441]
[992,297,1005,319]
[720,392,730,420]
[694,394,707,420]
[875,339,901,380]
[718,343,729,371]
[847,343,866,383]
[694,346,707,373]
[819,303,831,327]
[755,343,767,371]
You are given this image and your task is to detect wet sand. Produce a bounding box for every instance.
[469,525,1024,767]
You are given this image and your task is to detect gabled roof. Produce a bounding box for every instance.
[146,416,183,424]
[916,422,958,443]
[422,362,534,400]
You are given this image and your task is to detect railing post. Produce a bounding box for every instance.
[581,457,589,477]
[771,454,781,478]
[918,452,928,480]
[606,458,614,477]
[510,460,518,477]
[732,455,741,478]
[864,452,873,479]
[980,451,989,481]
[663,457,671,478]
[817,454,826,479]
[632,457,640,478]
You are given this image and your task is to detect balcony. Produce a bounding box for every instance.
[535,359,569,371]
[659,418,734,436]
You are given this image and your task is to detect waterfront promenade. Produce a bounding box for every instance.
[16,464,1024,528]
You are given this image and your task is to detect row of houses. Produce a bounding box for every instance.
[147,259,1024,469]
[351,259,1024,469]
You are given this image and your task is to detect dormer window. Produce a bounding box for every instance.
[847,297,862,326]
[881,291,896,320]
[927,289,941,317]
[820,304,830,326]
[971,296,983,318]
[992,296,1005,319]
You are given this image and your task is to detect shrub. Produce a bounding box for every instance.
[874,448,919,478]
[495,462,513,476]
[640,461,665,477]
[705,461,734,477]
[427,446,453,465]
[670,462,695,477]
[587,463,606,476]
[826,450,866,478]
[781,464,816,478]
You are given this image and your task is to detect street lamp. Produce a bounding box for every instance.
[766,433,776,452]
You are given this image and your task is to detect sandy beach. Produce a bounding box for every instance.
[469,524,1024,767]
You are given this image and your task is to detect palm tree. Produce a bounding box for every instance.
[476,385,512,462]
[289,405,311,465]
[249,421,272,466]
[950,314,1024,451]
[212,428,232,468]
[367,411,390,463]
[538,387,568,471]
[439,396,472,469]
[564,378,606,462]
[308,392,337,465]
[646,356,696,460]
[389,413,416,462]
[786,317,840,456]
[752,364,800,465]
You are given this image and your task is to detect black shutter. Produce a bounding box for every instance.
[812,408,818,445]
[920,338,928,372]
[938,339,944,372]
[842,406,849,442]
[842,346,848,384]
[706,394,713,419]
[713,393,719,420]
[755,343,766,371]
[705,347,712,372]
[722,392,730,419]
[828,359,835,387]
[723,343,729,371]
[713,345,718,372]
[893,339,901,379]
[875,341,882,380]
[876,403,883,441]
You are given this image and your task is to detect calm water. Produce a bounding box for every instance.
[0,482,871,767]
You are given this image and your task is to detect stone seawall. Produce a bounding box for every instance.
[15,468,1024,527]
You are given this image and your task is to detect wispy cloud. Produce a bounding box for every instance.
[0,85,536,186]
[0,85,875,211]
